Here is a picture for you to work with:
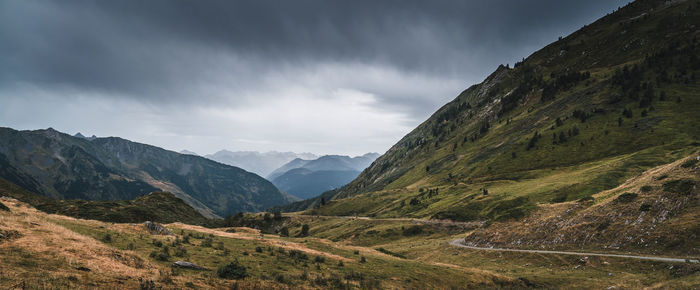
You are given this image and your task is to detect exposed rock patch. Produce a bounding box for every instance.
[0,229,22,242]
[173,261,206,270]
[144,221,173,235]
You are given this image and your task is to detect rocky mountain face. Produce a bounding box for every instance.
[0,127,295,217]
[281,0,700,218]
[268,153,380,199]
[206,150,317,177]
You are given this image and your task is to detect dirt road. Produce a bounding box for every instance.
[449,239,700,264]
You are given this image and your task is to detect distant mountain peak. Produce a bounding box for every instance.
[267,152,380,199]
[205,150,319,177]
[74,132,97,140]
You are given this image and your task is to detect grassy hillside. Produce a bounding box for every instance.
[459,153,700,256]
[2,193,698,289]
[283,0,700,222]
[0,199,527,289]
[0,178,210,225]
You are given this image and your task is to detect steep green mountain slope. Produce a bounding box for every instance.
[0,178,210,224]
[283,0,700,219]
[0,127,295,217]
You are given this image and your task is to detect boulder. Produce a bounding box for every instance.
[172,261,206,270]
[144,221,173,235]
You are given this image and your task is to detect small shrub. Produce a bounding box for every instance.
[152,239,163,247]
[150,246,170,261]
[337,261,344,267]
[289,250,308,261]
[279,226,289,237]
[101,234,112,243]
[663,179,695,195]
[353,250,360,255]
[274,273,288,284]
[639,203,652,211]
[681,159,699,168]
[0,202,9,212]
[201,237,213,247]
[376,247,406,259]
[596,220,611,231]
[299,224,310,237]
[273,210,283,220]
[217,261,248,279]
[314,256,325,263]
[551,192,568,203]
[640,185,653,192]
[360,256,367,263]
[402,225,424,236]
[614,192,638,203]
[255,246,263,253]
[126,243,135,250]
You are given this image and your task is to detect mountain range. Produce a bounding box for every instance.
[205,150,317,177]
[0,127,296,217]
[268,153,379,199]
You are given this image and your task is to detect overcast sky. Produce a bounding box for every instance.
[0,0,627,156]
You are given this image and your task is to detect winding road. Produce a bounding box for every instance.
[449,239,700,264]
[288,214,699,264]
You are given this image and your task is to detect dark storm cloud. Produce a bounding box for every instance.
[0,0,628,155]
[1,0,626,101]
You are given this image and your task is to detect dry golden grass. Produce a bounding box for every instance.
[169,222,353,262]
[0,199,165,288]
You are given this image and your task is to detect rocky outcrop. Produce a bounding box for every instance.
[0,229,22,242]
[144,221,173,235]
[172,261,206,270]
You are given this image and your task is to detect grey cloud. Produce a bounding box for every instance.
[0,0,628,155]
[2,0,627,99]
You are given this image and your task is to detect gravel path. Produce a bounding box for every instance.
[449,239,700,264]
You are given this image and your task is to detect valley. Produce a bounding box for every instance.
[1,0,699,288]
[1,154,698,289]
